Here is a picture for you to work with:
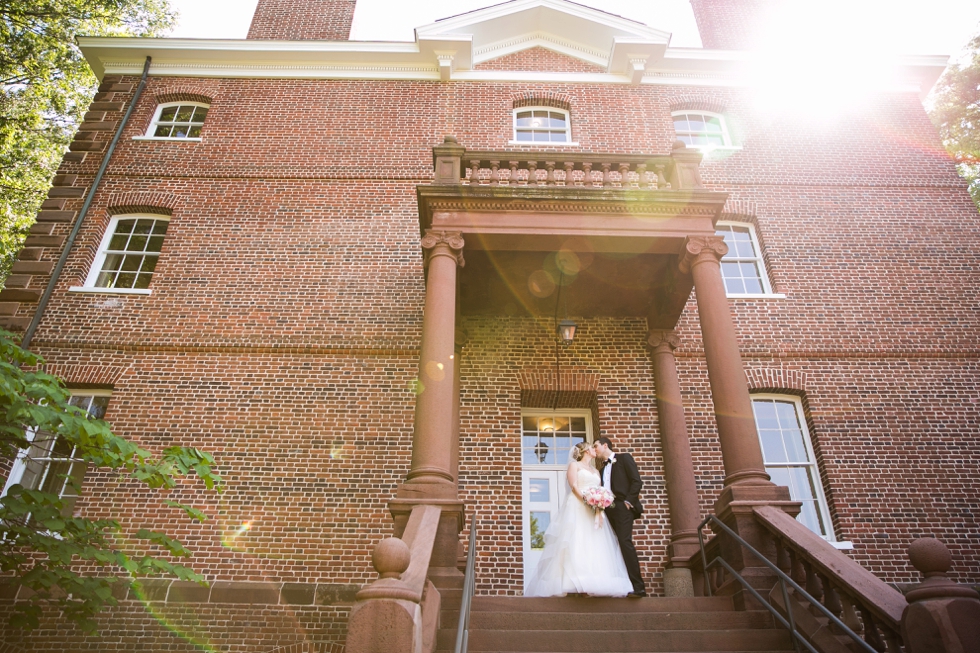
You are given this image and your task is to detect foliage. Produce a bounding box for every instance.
[0,0,176,284]
[929,32,980,209]
[0,330,220,633]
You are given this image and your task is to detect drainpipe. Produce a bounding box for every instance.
[21,56,152,350]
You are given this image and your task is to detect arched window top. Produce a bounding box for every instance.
[512,106,572,144]
[671,110,732,149]
[145,102,210,140]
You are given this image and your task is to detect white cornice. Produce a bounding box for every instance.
[76,0,947,98]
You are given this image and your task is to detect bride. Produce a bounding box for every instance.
[524,441,634,597]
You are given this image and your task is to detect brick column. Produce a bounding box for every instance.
[679,236,769,488]
[391,231,465,579]
[647,329,701,596]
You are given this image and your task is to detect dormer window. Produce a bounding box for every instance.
[671,111,731,149]
[513,107,571,143]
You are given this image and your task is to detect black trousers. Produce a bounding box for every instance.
[607,502,645,593]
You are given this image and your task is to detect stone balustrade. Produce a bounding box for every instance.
[754,505,906,653]
[431,136,705,190]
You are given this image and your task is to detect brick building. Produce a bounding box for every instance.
[1,0,978,651]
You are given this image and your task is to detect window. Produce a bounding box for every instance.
[81,215,169,292]
[716,222,773,296]
[752,395,835,541]
[513,107,571,143]
[2,391,110,517]
[521,412,590,466]
[671,111,732,149]
[146,102,209,139]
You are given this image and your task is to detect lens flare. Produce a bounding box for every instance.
[528,270,556,298]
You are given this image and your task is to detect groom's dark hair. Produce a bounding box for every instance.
[596,436,613,448]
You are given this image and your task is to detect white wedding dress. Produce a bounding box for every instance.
[524,465,634,597]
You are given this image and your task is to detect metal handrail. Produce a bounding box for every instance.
[698,514,877,653]
[454,514,477,653]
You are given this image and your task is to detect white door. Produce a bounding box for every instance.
[521,411,592,592]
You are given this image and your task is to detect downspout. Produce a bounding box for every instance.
[21,56,152,350]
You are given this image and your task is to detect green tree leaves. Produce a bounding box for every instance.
[930,33,980,209]
[0,0,176,284]
[0,330,220,632]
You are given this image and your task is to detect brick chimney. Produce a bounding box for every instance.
[247,0,358,40]
[689,0,780,50]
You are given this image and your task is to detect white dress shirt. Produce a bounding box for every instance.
[602,454,616,493]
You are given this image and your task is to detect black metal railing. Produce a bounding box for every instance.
[698,514,877,653]
[454,514,477,653]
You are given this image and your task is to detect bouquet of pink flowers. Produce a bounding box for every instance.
[581,486,614,529]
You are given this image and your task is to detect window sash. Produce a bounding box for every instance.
[513,108,571,143]
[2,392,110,518]
[86,215,169,290]
[752,396,835,540]
[148,103,209,139]
[671,111,731,148]
[716,222,772,296]
[520,410,592,467]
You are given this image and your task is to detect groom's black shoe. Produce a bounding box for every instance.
[627,591,647,598]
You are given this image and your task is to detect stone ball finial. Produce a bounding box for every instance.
[672,139,688,151]
[372,537,411,579]
[443,135,458,144]
[909,537,952,577]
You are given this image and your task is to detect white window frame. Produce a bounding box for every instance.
[671,110,737,151]
[70,213,169,295]
[134,101,208,141]
[520,409,594,470]
[2,390,112,518]
[716,221,782,298]
[751,394,851,549]
[510,106,577,146]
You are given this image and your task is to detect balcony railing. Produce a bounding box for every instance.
[431,137,705,190]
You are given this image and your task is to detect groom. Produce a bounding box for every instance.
[595,436,647,597]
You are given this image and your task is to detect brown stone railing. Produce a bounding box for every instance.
[693,506,907,653]
[430,136,705,190]
[346,504,443,653]
[753,506,906,652]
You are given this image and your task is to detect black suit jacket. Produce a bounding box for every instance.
[602,452,643,517]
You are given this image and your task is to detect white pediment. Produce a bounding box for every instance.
[415,0,671,78]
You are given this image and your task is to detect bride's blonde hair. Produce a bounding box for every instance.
[570,441,592,462]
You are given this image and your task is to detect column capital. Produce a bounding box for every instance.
[647,329,681,354]
[422,230,465,268]
[678,235,728,274]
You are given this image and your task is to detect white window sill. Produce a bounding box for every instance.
[727,293,786,299]
[507,141,580,147]
[69,287,152,295]
[829,540,854,550]
[131,136,202,142]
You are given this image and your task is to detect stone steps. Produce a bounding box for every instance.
[435,595,795,653]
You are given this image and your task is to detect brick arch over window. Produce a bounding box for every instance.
[667,96,728,115]
[744,366,808,394]
[512,92,572,111]
[518,369,601,435]
[106,192,179,217]
[263,644,319,653]
[43,363,129,387]
[156,91,214,104]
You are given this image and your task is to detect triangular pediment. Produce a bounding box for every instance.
[416,0,670,77]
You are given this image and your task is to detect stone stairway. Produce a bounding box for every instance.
[435,595,795,653]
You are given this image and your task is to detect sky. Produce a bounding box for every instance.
[165,0,980,62]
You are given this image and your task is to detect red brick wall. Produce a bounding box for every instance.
[474,47,606,73]
[247,0,357,40]
[2,62,978,648]
[689,0,781,49]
